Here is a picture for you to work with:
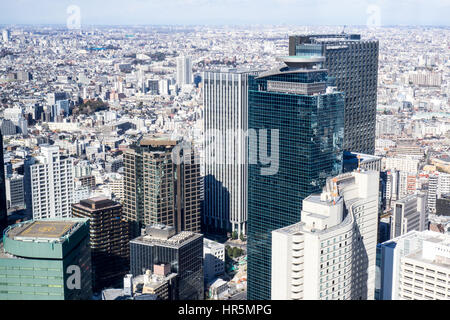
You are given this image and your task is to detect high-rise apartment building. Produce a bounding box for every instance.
[289,34,379,154]
[272,170,379,300]
[123,136,201,237]
[30,145,74,220]
[247,56,344,300]
[376,230,450,300]
[130,224,204,300]
[0,218,92,300]
[203,70,257,235]
[72,197,130,291]
[176,56,192,86]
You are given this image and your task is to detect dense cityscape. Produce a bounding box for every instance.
[0,6,449,304]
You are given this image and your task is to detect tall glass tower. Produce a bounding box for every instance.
[0,130,7,234]
[247,56,344,300]
[289,34,379,155]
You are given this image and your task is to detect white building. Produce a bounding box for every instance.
[378,231,450,300]
[176,56,192,86]
[2,29,10,43]
[383,157,420,174]
[203,70,256,235]
[30,145,74,219]
[427,172,450,213]
[271,170,379,300]
[203,238,225,282]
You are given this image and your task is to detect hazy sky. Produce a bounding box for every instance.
[0,0,449,26]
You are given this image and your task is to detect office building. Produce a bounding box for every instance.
[5,174,25,209]
[130,224,204,300]
[376,230,450,300]
[289,34,379,154]
[123,136,201,237]
[176,56,192,86]
[247,56,345,300]
[203,238,225,282]
[272,170,379,300]
[72,197,130,291]
[0,131,7,233]
[30,145,74,219]
[436,194,450,216]
[0,219,92,300]
[391,194,428,239]
[2,29,10,43]
[203,70,257,235]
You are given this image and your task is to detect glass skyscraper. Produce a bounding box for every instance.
[0,130,7,234]
[247,56,344,300]
[289,34,379,155]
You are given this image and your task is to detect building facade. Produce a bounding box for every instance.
[130,224,204,300]
[176,56,192,86]
[203,70,256,235]
[30,145,74,220]
[247,56,344,300]
[123,136,201,237]
[376,230,450,300]
[289,34,379,154]
[72,197,130,291]
[272,170,379,300]
[0,219,92,300]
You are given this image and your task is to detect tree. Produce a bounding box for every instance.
[239,233,245,242]
[231,231,238,240]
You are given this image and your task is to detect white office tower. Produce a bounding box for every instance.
[271,170,379,300]
[385,170,399,208]
[2,29,10,43]
[176,56,192,86]
[30,145,74,219]
[203,71,256,235]
[391,194,428,239]
[379,231,450,300]
[158,79,170,95]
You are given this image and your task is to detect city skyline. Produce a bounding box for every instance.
[0,0,449,303]
[0,0,450,26]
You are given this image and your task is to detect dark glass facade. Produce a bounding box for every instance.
[0,131,7,234]
[130,234,204,300]
[246,68,344,300]
[290,34,379,154]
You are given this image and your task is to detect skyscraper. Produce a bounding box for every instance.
[30,145,74,220]
[176,56,192,86]
[203,70,257,236]
[247,56,345,300]
[0,131,7,234]
[2,29,10,43]
[289,34,379,154]
[123,135,201,237]
[72,197,130,292]
[0,218,92,300]
[272,170,380,300]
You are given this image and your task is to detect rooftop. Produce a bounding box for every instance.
[10,220,77,241]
